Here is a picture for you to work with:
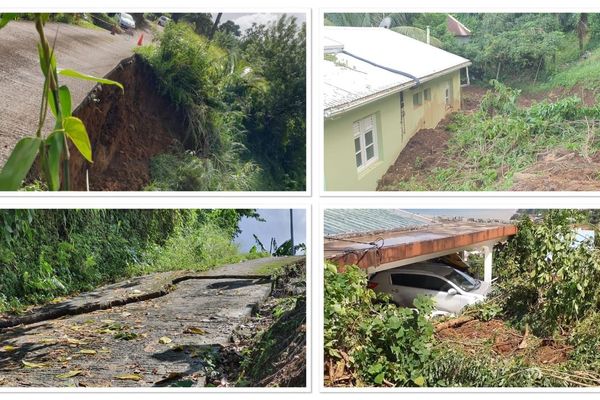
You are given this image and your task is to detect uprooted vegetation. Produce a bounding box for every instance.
[379,81,600,191]
[228,260,306,387]
[370,13,600,191]
[135,18,306,191]
[324,210,600,387]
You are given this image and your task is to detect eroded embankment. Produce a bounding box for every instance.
[68,55,185,191]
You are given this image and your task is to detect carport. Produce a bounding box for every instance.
[324,210,518,282]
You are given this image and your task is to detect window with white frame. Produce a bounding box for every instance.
[353,115,378,170]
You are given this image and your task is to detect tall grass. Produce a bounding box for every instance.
[137,23,260,191]
[0,209,262,313]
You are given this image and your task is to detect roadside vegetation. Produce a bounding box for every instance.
[138,14,306,191]
[234,260,306,387]
[325,209,600,387]
[0,209,266,313]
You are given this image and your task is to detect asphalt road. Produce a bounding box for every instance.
[0,257,305,387]
[0,21,147,166]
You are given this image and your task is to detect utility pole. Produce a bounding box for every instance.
[290,209,295,255]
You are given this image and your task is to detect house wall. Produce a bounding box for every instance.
[324,70,462,191]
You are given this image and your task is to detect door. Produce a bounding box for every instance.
[444,81,454,110]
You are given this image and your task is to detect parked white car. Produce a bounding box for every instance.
[115,13,136,30]
[157,16,170,27]
[368,261,491,315]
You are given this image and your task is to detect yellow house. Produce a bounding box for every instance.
[323,27,471,191]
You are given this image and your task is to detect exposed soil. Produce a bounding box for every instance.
[68,55,185,191]
[377,115,454,190]
[511,149,600,191]
[0,21,148,166]
[436,319,571,365]
[377,85,600,191]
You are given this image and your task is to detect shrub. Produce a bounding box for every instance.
[324,263,435,387]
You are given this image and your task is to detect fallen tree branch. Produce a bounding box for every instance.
[434,315,474,332]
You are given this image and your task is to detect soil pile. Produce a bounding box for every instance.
[69,55,185,191]
[436,318,571,364]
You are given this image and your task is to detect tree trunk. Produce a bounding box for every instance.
[578,13,589,54]
[209,13,222,40]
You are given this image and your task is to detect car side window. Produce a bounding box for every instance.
[391,273,450,292]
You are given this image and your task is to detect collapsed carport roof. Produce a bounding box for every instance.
[324,214,517,274]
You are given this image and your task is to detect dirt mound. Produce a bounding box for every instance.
[511,150,600,191]
[377,115,453,190]
[436,319,570,364]
[519,85,599,108]
[68,55,185,191]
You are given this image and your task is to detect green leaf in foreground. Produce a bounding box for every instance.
[63,116,92,162]
[0,13,18,29]
[0,137,42,191]
[59,69,124,91]
[48,85,73,118]
[44,130,64,191]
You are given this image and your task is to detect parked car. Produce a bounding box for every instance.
[368,261,491,315]
[157,16,170,27]
[115,13,136,30]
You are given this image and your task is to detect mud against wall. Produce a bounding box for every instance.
[69,55,185,191]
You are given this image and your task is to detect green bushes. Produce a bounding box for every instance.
[138,16,305,191]
[324,263,435,387]
[139,23,261,192]
[0,209,256,312]
[494,210,600,335]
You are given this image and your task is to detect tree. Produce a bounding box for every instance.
[219,20,241,37]
[241,15,306,190]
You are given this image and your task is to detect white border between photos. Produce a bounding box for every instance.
[3,0,600,399]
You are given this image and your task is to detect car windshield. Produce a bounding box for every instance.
[441,267,480,292]
[122,13,133,21]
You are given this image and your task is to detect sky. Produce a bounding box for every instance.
[235,209,306,254]
[211,13,306,33]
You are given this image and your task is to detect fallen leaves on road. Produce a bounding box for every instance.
[22,360,48,368]
[159,336,172,344]
[79,349,97,355]
[184,327,207,335]
[56,370,82,379]
[66,338,87,346]
[114,374,142,381]
[114,332,138,340]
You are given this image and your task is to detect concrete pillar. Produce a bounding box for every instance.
[483,245,493,283]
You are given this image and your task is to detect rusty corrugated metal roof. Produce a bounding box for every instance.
[447,15,471,37]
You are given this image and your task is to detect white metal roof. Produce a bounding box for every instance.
[323,27,471,117]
